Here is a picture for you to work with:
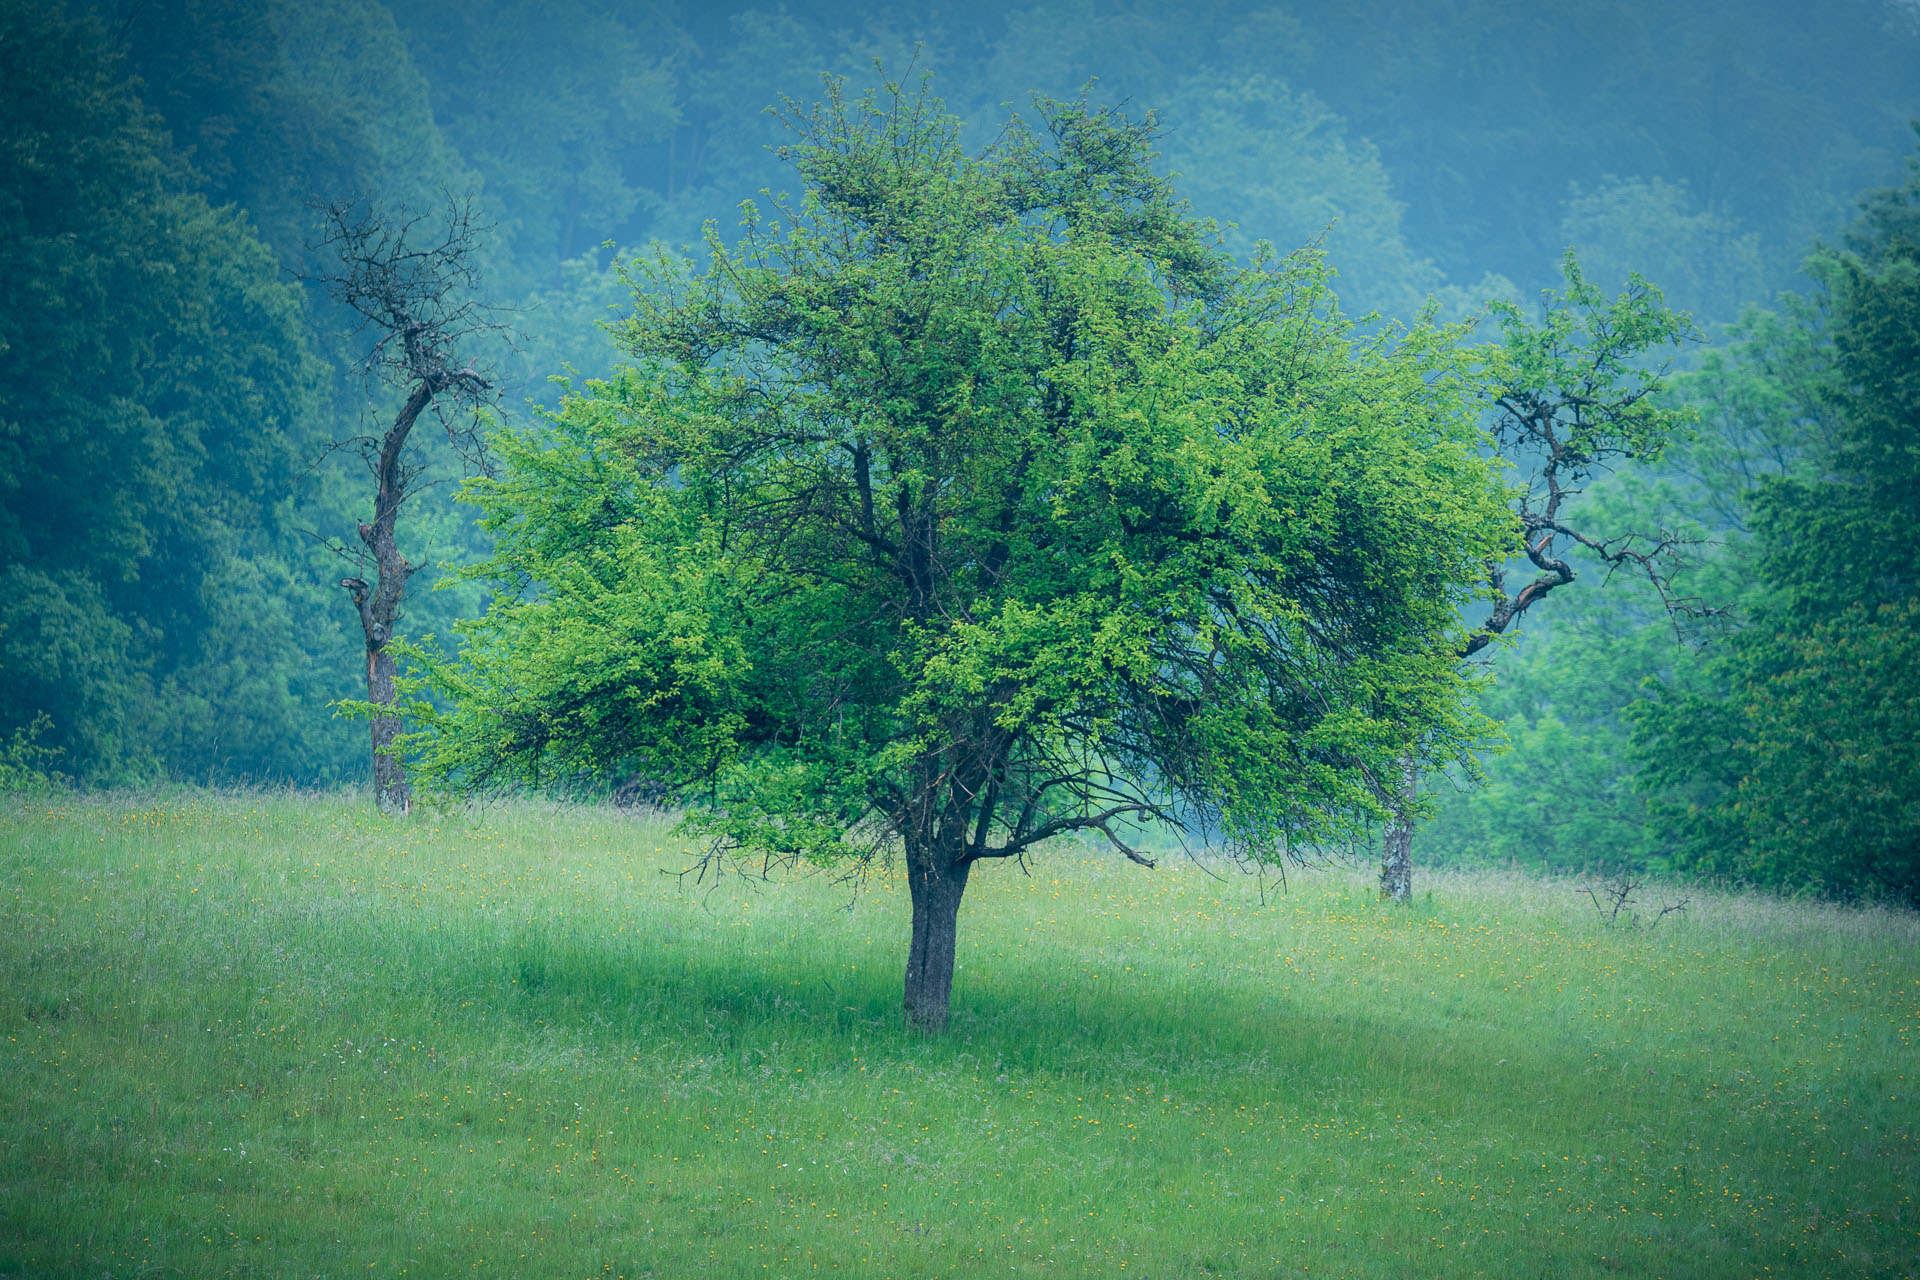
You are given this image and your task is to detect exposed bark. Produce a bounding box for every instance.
[337,387,434,811]
[1380,820,1413,902]
[366,643,407,811]
[902,839,971,1035]
[1379,764,1416,903]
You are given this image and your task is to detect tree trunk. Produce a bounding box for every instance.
[1379,762,1416,903]
[340,384,432,815]
[366,643,409,813]
[1380,812,1413,902]
[903,842,971,1035]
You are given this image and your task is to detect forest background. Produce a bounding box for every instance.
[4,0,1918,900]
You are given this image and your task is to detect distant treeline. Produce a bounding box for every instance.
[2,0,1916,901]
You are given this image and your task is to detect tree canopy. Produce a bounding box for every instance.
[402,83,1515,1029]
[0,1,323,779]
[1632,149,1920,905]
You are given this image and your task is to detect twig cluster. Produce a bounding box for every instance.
[1581,866,1691,928]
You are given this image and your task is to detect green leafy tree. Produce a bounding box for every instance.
[1416,273,1856,878]
[402,82,1514,1032]
[1634,150,1920,903]
[1375,257,1701,899]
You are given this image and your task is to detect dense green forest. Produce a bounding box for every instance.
[3,0,1917,903]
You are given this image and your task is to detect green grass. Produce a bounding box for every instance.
[1,792,1914,1278]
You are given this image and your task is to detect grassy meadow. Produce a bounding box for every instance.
[1,791,1915,1278]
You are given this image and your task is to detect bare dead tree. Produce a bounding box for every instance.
[1379,261,1719,901]
[1581,866,1691,927]
[306,194,506,813]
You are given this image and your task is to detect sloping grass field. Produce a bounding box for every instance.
[1,791,1914,1278]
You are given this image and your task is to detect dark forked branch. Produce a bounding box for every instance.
[1460,266,1720,659]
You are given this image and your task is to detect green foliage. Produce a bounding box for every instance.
[405,83,1515,868]
[1642,601,1920,900]
[1158,75,1464,318]
[1665,297,1844,533]
[1421,592,1678,873]
[110,0,472,262]
[0,567,139,779]
[1484,251,1697,469]
[0,10,299,588]
[0,714,67,792]
[1633,151,1920,904]
[1409,256,1703,878]
[1751,242,1920,615]
[12,0,1914,813]
[1558,176,1768,329]
[388,0,680,291]
[0,2,346,781]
